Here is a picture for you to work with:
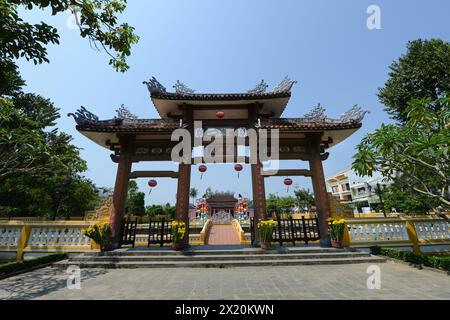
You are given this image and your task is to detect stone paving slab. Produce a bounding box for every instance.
[0,261,449,300]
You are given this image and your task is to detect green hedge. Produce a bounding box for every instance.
[0,253,68,277]
[371,246,450,272]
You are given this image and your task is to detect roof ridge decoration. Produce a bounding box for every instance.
[116,104,138,120]
[273,76,298,93]
[247,80,269,94]
[143,77,167,94]
[303,103,327,122]
[173,80,195,94]
[144,76,297,95]
[68,106,99,125]
[299,104,369,123]
[339,105,370,123]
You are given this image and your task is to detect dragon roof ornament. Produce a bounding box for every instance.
[273,76,298,93]
[301,104,369,123]
[247,80,269,94]
[339,105,370,123]
[68,106,99,125]
[143,77,167,94]
[173,80,195,94]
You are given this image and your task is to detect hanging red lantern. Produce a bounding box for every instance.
[199,165,207,180]
[148,179,157,195]
[284,178,293,192]
[216,111,225,119]
[234,164,243,178]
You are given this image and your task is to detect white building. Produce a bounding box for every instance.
[326,168,390,212]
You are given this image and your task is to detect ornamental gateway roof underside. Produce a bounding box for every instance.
[69,76,369,152]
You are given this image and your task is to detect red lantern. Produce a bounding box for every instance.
[148,179,157,195]
[216,111,225,119]
[234,164,243,178]
[284,178,293,192]
[199,165,207,180]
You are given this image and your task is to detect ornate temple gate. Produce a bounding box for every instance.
[69,76,368,249]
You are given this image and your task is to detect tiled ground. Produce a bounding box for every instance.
[206,225,241,245]
[0,261,449,300]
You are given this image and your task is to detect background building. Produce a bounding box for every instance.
[326,168,390,213]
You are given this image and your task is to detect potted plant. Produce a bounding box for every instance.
[257,219,277,250]
[83,222,112,252]
[171,220,186,251]
[327,218,346,248]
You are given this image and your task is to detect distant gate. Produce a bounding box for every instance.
[211,211,232,225]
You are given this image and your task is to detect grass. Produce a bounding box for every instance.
[0,254,68,278]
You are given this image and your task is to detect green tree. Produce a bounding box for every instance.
[378,39,450,123]
[145,205,165,217]
[1,0,139,72]
[294,188,315,212]
[189,187,198,204]
[353,96,450,209]
[125,180,145,216]
[0,57,100,218]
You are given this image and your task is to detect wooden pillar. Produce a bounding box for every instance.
[175,163,191,248]
[251,161,267,244]
[109,137,133,248]
[308,133,331,246]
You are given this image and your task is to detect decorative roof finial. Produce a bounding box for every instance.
[68,106,99,125]
[273,76,297,93]
[143,76,167,94]
[247,80,269,94]
[303,103,327,122]
[340,105,370,123]
[173,80,195,94]
[116,104,138,120]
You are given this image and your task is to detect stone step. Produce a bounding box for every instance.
[69,252,372,263]
[80,247,344,257]
[55,256,386,269]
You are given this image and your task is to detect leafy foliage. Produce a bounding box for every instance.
[293,188,315,212]
[0,0,139,72]
[378,39,450,123]
[353,95,450,208]
[125,180,145,216]
[0,58,100,218]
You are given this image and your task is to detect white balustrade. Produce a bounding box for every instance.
[0,227,21,247]
[28,227,91,248]
[414,221,449,241]
[347,222,409,243]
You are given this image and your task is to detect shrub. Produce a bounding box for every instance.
[371,246,450,272]
[0,254,68,276]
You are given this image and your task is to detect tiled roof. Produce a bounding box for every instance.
[151,91,291,101]
[76,117,362,133]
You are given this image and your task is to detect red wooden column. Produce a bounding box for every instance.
[175,163,191,248]
[109,137,133,248]
[251,161,267,244]
[308,133,331,246]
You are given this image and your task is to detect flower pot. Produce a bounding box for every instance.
[172,242,182,251]
[331,240,342,248]
[260,242,271,250]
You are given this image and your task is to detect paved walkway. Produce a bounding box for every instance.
[206,225,240,245]
[0,261,449,300]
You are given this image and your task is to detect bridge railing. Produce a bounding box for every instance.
[343,217,450,253]
[0,221,98,260]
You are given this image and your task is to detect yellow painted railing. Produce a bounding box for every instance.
[343,217,450,254]
[0,221,99,260]
[231,219,250,245]
[199,219,213,244]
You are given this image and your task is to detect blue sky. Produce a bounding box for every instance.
[16,0,450,205]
